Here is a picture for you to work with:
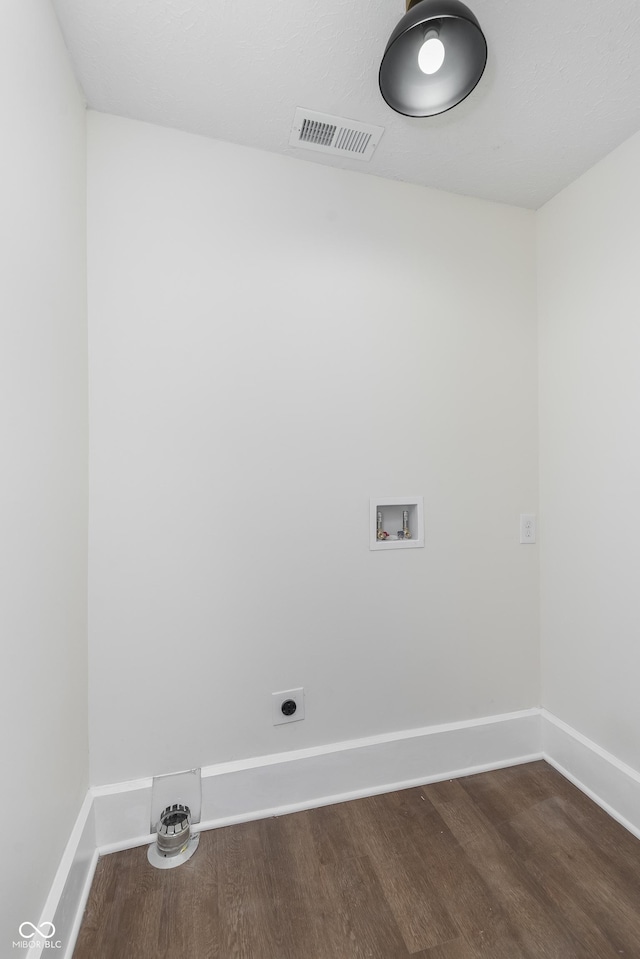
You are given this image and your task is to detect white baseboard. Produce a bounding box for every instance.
[34,791,97,959]
[43,706,640,958]
[540,709,640,840]
[91,708,541,851]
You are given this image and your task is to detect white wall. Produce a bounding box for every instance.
[0,0,88,948]
[87,113,538,787]
[538,130,640,771]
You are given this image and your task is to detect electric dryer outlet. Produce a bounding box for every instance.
[272,688,305,725]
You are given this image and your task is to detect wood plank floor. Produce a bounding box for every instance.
[73,761,640,958]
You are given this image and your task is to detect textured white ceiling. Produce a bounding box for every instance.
[51,0,640,208]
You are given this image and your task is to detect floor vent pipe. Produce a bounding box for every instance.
[147,802,200,869]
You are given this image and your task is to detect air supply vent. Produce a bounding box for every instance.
[289,108,383,162]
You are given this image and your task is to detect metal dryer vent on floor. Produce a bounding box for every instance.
[147,803,199,869]
[147,767,202,870]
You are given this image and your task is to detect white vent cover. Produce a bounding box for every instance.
[289,108,383,162]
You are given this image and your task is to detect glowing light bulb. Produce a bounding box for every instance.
[418,36,445,75]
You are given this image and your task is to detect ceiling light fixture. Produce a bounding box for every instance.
[379,0,487,117]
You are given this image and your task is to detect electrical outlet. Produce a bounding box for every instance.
[272,688,305,725]
[520,513,536,544]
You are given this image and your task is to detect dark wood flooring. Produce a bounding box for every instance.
[73,761,640,958]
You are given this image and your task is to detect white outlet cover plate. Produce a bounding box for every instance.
[519,513,537,544]
[272,688,305,725]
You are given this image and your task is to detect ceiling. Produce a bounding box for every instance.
[51,0,640,209]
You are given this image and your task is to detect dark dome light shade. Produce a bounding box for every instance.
[379,0,487,117]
